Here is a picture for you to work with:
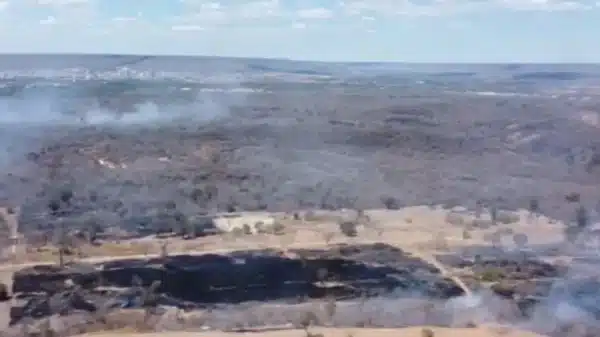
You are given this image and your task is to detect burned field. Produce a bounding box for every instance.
[9,244,463,325]
[7,240,600,336]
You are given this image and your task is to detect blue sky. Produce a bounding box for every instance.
[0,0,597,62]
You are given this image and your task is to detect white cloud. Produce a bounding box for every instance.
[497,0,590,10]
[236,0,282,18]
[340,0,434,16]
[112,17,136,22]
[296,7,333,19]
[0,0,594,43]
[170,0,292,32]
[39,15,56,24]
[339,0,397,16]
[35,0,89,6]
[291,22,306,29]
[180,0,218,7]
[181,0,283,16]
[25,0,96,27]
[112,12,142,24]
[200,2,221,10]
[338,0,590,16]
[0,0,595,61]
[171,25,205,31]
[4,0,591,37]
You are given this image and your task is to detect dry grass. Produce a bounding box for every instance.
[75,326,549,337]
[15,242,156,263]
[84,242,155,257]
[2,206,566,271]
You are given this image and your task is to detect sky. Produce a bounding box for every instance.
[0,0,598,62]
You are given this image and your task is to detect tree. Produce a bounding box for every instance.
[60,189,74,204]
[84,219,101,244]
[165,201,176,211]
[489,231,502,249]
[48,199,61,217]
[380,196,400,210]
[575,205,588,229]
[141,280,162,308]
[489,205,498,226]
[0,282,10,301]
[185,220,197,239]
[55,223,73,268]
[528,198,540,221]
[528,198,539,213]
[513,233,529,250]
[172,211,187,236]
[565,226,580,243]
[513,233,529,261]
[160,241,169,258]
[141,280,162,327]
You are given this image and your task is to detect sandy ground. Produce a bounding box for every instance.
[78,327,549,337]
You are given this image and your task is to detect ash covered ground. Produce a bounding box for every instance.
[0,56,599,232]
[2,56,600,336]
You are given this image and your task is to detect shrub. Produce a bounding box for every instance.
[324,296,337,323]
[271,222,286,235]
[421,328,435,337]
[462,229,472,240]
[433,233,448,251]
[298,310,320,330]
[322,232,334,244]
[445,212,465,226]
[489,205,498,224]
[478,268,505,282]
[0,282,10,301]
[338,221,358,237]
[380,196,400,210]
[513,233,529,249]
[565,193,580,203]
[575,205,588,228]
[528,198,540,214]
[471,219,494,229]
[495,211,520,224]
[564,226,581,242]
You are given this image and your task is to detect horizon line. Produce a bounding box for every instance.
[0,52,598,65]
